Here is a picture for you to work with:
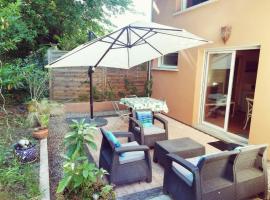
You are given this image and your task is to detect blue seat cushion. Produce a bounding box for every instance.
[105,131,121,148]
[136,111,153,128]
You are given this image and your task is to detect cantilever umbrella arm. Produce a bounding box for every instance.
[88,27,127,119]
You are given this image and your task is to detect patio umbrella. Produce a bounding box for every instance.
[46,21,210,126]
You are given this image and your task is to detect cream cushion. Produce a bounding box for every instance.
[119,141,145,164]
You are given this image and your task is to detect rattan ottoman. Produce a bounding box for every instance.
[153,137,205,167]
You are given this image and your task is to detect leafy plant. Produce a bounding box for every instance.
[124,78,138,96]
[144,78,153,97]
[57,157,115,200]
[57,120,115,199]
[27,98,64,128]
[93,86,104,102]
[22,64,49,101]
[64,119,97,159]
[1,0,133,60]
[38,114,50,128]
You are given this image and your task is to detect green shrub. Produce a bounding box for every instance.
[57,157,115,200]
[64,119,97,159]
[57,120,115,199]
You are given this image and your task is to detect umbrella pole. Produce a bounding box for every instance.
[88,66,94,119]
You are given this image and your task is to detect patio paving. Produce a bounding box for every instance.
[82,114,220,198]
[66,113,269,200]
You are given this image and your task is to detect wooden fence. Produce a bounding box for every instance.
[48,49,149,101]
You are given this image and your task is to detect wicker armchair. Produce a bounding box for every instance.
[129,109,168,148]
[234,144,268,200]
[163,151,238,200]
[99,128,152,185]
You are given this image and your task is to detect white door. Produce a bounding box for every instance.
[201,51,236,131]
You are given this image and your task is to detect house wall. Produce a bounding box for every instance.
[152,0,270,157]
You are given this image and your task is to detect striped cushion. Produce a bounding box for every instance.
[136,111,153,128]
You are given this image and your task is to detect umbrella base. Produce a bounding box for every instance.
[66,116,108,127]
[87,117,108,127]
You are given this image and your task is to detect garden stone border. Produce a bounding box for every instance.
[39,138,50,200]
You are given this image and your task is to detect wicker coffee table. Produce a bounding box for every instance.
[153,137,205,167]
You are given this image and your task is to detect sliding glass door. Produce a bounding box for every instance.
[201,51,236,131]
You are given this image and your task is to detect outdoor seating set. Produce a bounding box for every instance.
[99,109,268,200]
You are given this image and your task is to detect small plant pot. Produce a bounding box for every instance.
[32,127,48,139]
[14,143,37,164]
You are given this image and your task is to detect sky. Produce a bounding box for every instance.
[109,0,152,28]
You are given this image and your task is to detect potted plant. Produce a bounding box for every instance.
[27,99,63,139]
[13,139,37,163]
[32,114,49,139]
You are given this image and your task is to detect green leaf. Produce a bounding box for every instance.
[65,131,77,138]
[56,175,72,193]
[73,175,83,188]
[86,140,97,150]
[83,169,88,178]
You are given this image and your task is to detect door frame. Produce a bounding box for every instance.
[198,45,260,139]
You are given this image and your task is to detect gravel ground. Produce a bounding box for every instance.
[48,115,68,200]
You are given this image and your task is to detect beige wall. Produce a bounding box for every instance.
[152,0,270,157]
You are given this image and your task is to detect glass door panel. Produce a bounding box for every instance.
[202,52,235,130]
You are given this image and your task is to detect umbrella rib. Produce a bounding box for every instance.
[130,28,163,56]
[99,39,126,47]
[49,26,128,65]
[130,28,152,46]
[133,32,157,46]
[107,35,127,46]
[94,27,126,67]
[151,30,209,42]
[130,26,184,32]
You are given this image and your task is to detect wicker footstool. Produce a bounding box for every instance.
[153,137,205,167]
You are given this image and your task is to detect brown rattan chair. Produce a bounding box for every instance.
[99,128,152,185]
[163,151,238,200]
[129,109,168,148]
[234,144,268,200]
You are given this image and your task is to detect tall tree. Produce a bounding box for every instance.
[0,0,132,61]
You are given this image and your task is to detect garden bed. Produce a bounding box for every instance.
[0,105,41,200]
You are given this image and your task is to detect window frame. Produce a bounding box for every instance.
[174,0,217,15]
[158,52,179,70]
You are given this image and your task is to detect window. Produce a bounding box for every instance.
[158,53,179,69]
[181,0,209,10]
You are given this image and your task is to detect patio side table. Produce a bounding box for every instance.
[153,137,205,168]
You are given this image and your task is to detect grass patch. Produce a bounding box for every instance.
[0,111,41,200]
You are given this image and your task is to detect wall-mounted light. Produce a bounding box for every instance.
[220,25,232,44]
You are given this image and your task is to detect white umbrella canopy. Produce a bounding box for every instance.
[46,21,210,125]
[47,21,210,69]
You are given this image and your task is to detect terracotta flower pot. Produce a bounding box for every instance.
[32,127,48,139]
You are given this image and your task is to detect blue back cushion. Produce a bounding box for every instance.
[105,131,121,148]
[136,111,153,128]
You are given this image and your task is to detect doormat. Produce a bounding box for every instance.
[117,187,169,200]
[208,141,242,151]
